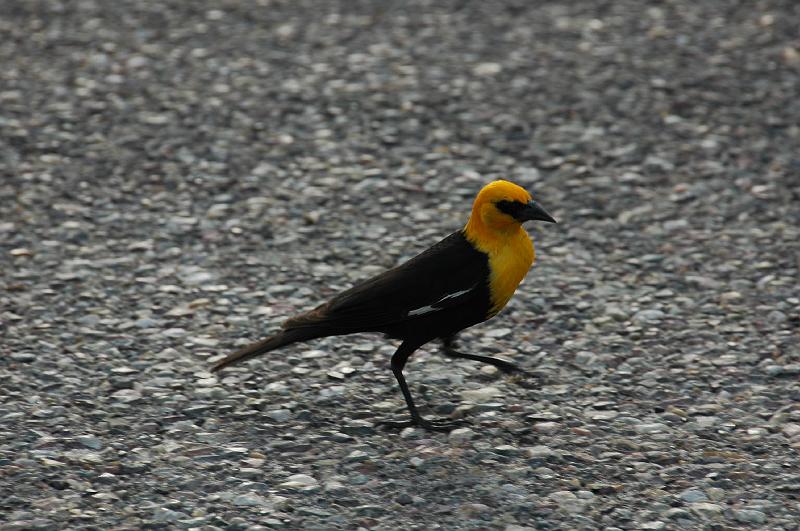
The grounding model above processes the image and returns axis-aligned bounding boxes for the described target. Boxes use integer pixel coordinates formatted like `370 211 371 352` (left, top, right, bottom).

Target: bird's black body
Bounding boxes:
285 231 491 344
212 180 556 430
211 231 499 430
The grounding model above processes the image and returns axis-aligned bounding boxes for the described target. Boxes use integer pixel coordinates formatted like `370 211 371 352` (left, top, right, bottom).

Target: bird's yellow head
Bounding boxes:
465 180 556 239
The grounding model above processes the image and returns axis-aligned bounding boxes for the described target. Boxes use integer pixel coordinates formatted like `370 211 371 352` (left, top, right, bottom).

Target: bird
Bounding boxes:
211 179 556 431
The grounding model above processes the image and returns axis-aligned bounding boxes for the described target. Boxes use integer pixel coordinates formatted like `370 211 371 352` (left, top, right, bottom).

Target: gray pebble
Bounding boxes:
266 409 292 422
449 428 477 443
3 1 799 530
634 423 669 434
632 310 666 323
152 508 188 522
75 435 103 450
678 489 708 503
689 502 723 519
733 509 767 524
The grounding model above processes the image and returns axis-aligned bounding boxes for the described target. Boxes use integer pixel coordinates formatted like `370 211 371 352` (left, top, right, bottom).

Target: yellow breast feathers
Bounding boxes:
463 180 539 317
484 229 534 315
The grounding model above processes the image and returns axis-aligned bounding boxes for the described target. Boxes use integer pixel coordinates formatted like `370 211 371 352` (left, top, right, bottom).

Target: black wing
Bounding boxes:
284 231 490 332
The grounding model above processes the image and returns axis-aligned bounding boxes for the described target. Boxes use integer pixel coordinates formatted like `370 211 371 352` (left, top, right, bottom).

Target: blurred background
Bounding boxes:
1 1 799 529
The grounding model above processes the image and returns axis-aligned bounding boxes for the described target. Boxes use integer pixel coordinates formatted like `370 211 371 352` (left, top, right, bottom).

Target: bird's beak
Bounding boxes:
522 200 557 223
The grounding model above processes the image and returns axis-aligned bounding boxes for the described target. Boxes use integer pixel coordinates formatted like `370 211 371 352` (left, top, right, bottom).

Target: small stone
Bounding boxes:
134 318 160 328
279 474 318 489
296 506 333 517
152 508 187 522
526 445 556 459
233 494 272 507
689 502 723 519
180 269 214 285
664 508 691 520
781 364 800 375
782 423 800 438
604 304 629 321
266 409 292 422
270 495 290 511
733 509 767 524
711 355 737 366
75 436 103 450
324 480 348 493
354 505 386 517
548 490 577 503
473 62 502 76
484 327 511 338
10 353 36 363
533 421 560 434
493 444 522 456
92 492 119 501
345 450 369 463
679 489 708 503
587 483 622 495
574 351 598 366
590 410 618 421
640 522 665 530
548 490 584 513
458 502 492 515
460 386 502 402
634 422 668 434
693 416 718 429
237 468 262 480
96 473 118 484
189 336 219 347
663 219 689 231
767 310 787 323
340 420 376 436
111 389 142 404
160 327 186 337
348 473 370 486
140 113 169 125
633 309 665 323
449 428 477 443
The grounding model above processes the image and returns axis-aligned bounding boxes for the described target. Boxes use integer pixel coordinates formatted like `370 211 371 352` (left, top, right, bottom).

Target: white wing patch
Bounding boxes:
407 286 475 317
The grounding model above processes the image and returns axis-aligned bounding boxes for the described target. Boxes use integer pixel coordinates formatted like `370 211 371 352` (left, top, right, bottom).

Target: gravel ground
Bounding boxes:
2 1 799 529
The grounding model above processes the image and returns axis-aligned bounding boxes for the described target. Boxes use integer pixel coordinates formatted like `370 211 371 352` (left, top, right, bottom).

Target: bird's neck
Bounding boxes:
464 215 525 252
464 216 535 316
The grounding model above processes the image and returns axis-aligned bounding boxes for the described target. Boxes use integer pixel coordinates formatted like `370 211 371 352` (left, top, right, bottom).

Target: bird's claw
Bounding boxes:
499 363 546 387
377 417 465 432
496 362 531 375
489 359 538 378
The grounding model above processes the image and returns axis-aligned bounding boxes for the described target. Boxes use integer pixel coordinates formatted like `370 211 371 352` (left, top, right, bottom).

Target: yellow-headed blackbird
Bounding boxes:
212 180 556 430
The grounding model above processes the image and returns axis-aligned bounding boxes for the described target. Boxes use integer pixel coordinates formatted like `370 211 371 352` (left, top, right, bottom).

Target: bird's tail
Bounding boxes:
211 328 312 372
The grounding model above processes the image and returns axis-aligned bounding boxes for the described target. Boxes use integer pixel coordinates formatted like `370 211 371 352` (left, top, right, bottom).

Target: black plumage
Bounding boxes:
211 231 498 430
211 180 555 430
283 231 491 341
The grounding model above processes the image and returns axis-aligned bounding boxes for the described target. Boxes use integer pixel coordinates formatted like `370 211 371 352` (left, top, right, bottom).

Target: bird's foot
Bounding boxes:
443 348 536 377
488 357 533 376
377 417 465 432
511 369 549 389
494 361 547 388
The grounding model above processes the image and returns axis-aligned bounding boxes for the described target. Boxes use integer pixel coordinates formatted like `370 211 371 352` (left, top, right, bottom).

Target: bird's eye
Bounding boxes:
495 199 524 218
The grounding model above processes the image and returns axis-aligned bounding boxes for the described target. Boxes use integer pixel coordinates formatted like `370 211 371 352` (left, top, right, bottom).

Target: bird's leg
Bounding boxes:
442 336 533 376
377 341 464 432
